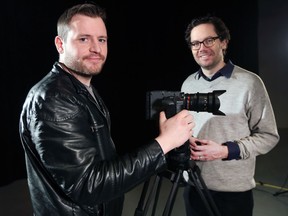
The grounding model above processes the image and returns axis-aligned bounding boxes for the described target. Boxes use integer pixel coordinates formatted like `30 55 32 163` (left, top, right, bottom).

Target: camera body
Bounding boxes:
146 90 226 171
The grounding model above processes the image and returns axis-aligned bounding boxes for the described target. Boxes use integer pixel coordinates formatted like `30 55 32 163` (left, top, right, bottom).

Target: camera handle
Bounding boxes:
134 159 221 216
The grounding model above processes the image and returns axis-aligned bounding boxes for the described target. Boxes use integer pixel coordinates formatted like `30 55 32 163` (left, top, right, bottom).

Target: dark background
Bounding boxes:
2 0 287 186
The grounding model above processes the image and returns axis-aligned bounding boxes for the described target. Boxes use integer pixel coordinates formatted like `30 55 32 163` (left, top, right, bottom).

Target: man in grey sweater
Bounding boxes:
181 15 279 216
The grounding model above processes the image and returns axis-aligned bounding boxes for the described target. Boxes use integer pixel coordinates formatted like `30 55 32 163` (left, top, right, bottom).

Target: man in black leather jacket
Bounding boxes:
19 3 195 215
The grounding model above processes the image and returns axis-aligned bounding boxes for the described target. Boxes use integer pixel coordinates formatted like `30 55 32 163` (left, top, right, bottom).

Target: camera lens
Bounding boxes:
183 90 226 116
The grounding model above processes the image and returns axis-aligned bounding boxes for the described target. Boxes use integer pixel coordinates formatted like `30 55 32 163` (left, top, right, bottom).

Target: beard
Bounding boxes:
64 54 106 78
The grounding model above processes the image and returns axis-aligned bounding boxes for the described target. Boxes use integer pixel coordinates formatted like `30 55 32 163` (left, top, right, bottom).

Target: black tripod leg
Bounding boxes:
193 166 221 216
187 169 216 216
187 162 221 216
274 190 288 196
134 175 163 216
134 179 150 216
274 173 288 196
151 176 163 216
162 169 182 216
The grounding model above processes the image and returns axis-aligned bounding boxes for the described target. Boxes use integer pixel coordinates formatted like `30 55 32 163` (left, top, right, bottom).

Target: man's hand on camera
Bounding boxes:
156 110 195 154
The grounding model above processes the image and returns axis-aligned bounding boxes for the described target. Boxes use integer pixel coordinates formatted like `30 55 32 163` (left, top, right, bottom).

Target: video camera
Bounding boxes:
146 90 226 170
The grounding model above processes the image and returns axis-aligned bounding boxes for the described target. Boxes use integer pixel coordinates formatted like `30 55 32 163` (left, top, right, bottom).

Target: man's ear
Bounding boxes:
55 36 64 54
221 39 229 50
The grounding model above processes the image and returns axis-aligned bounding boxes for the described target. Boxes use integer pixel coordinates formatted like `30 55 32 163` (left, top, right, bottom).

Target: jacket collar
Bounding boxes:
52 62 88 94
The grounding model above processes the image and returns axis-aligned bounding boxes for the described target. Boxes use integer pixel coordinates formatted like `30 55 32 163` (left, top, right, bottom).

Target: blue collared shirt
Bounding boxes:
197 60 234 81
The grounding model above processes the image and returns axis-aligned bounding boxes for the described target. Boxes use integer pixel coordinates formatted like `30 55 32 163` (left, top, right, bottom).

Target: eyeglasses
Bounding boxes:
190 36 220 50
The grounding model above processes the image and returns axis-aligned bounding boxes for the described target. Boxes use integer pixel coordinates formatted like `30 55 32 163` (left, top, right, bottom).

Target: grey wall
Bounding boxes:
258 0 288 128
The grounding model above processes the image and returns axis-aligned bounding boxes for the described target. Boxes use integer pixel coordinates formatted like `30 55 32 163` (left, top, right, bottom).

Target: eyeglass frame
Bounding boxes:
189 36 221 50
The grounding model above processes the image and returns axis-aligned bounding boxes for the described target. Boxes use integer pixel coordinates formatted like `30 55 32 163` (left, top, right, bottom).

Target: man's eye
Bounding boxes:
99 38 107 43
80 38 88 42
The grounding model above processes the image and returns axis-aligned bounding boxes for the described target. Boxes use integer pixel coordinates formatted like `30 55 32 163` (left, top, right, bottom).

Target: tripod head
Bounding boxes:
166 141 191 172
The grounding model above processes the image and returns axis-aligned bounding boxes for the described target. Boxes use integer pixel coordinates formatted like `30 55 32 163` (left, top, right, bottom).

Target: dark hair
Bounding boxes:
57 3 107 41
185 15 231 55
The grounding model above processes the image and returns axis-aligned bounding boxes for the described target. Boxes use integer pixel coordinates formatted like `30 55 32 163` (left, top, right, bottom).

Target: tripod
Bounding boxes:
134 157 221 216
273 171 288 196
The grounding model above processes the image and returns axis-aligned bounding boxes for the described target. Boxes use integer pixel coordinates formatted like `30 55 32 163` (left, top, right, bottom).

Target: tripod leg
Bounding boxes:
151 176 163 216
134 175 163 216
187 165 221 216
274 190 288 196
134 179 150 216
274 173 288 196
187 169 216 216
162 169 182 216
194 166 221 216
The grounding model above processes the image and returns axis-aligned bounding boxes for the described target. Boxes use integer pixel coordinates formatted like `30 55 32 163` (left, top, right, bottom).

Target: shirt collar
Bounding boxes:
197 60 234 81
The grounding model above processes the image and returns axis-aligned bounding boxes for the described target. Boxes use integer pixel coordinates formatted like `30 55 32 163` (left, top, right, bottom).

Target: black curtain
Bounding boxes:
1 0 258 185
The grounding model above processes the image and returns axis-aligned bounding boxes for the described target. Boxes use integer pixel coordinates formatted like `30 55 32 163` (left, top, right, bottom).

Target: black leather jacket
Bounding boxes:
19 62 167 215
